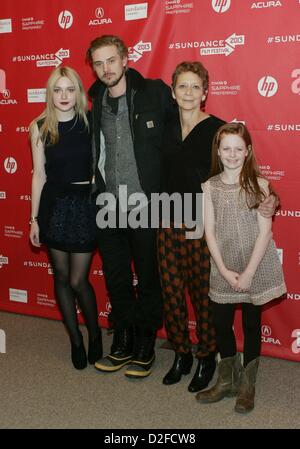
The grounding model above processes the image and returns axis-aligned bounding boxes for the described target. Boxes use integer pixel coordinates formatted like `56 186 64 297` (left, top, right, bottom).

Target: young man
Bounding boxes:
86 35 173 378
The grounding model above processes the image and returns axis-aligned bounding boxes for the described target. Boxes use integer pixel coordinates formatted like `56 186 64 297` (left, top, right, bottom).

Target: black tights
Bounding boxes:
48 248 99 346
212 302 262 367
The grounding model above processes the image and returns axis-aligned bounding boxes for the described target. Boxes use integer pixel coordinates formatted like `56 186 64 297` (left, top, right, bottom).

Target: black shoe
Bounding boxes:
163 352 193 385
71 334 87 370
95 352 133 372
88 328 103 364
124 353 155 378
188 352 216 393
124 327 156 378
95 326 134 372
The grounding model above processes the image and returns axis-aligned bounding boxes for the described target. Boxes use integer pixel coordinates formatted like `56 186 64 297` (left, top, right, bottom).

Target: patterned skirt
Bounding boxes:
38 182 97 253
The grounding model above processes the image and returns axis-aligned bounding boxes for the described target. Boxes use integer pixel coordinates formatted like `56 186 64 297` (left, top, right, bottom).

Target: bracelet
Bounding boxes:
29 216 38 225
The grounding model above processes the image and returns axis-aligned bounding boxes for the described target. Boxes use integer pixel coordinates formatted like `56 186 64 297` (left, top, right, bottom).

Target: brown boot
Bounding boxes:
196 353 242 403
235 357 259 413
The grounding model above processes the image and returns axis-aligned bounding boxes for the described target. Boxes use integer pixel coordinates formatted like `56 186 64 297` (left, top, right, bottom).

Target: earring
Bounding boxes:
201 95 206 101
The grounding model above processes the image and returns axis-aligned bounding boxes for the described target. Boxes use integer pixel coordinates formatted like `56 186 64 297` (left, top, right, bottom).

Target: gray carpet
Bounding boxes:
0 311 299 429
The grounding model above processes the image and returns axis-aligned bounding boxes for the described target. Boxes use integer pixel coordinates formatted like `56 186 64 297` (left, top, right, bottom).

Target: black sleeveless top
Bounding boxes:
43 115 92 184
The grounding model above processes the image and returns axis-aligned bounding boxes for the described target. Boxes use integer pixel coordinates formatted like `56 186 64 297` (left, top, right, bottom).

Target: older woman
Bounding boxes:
158 61 224 392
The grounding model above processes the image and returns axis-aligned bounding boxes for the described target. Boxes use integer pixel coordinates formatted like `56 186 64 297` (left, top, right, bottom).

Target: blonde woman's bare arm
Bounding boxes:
29 123 46 247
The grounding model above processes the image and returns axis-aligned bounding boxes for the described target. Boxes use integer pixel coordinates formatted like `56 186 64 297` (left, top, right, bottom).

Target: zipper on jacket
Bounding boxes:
129 88 145 194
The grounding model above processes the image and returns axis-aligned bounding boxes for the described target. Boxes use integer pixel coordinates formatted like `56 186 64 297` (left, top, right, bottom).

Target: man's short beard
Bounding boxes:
101 67 126 88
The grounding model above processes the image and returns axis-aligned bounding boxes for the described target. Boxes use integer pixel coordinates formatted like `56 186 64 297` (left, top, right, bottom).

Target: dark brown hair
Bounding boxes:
171 61 209 92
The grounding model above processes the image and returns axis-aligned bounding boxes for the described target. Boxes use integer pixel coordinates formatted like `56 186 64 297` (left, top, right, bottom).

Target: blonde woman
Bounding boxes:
29 66 102 369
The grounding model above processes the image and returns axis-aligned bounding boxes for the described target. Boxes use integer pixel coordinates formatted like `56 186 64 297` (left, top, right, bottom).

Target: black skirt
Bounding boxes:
38 182 97 253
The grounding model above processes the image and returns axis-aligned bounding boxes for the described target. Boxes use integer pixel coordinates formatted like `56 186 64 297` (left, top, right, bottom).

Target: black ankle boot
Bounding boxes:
124 327 156 378
88 328 103 364
188 352 216 392
163 351 193 385
71 334 87 370
94 326 134 372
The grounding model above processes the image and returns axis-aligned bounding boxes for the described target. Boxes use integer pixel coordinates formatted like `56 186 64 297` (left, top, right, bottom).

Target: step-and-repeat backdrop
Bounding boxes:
0 0 299 361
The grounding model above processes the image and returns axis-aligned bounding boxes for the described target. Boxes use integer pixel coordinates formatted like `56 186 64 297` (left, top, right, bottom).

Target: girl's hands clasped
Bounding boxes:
222 268 253 293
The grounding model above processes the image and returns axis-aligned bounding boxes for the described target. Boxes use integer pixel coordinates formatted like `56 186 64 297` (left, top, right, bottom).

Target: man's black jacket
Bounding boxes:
88 67 174 198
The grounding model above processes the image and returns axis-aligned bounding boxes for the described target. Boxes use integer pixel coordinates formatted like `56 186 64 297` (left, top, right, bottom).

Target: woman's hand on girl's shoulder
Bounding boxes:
258 194 278 218
257 178 279 218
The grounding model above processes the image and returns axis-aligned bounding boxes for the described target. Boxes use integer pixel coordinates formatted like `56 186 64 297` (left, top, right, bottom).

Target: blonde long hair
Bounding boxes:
30 66 88 145
210 123 268 208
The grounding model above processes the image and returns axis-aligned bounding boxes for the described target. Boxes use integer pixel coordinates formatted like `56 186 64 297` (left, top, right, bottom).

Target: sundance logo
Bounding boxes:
58 11 73 29
212 0 231 13
12 48 70 68
36 48 70 68
200 33 244 57
124 3 148 21
128 41 151 62
27 88 46 103
16 127 30 133
261 325 281 345
0 18 12 33
276 210 300 218
9 288 28 304
23 260 52 269
286 293 300 301
258 76 278 97
125 3 148 21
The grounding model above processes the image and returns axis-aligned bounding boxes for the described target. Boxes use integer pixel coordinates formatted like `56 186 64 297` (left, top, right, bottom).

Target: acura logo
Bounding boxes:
95 7 104 18
2 89 10 98
262 325 272 336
